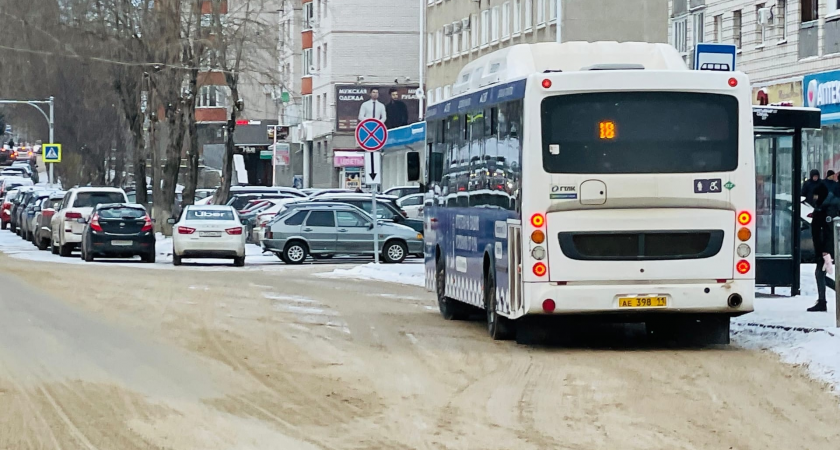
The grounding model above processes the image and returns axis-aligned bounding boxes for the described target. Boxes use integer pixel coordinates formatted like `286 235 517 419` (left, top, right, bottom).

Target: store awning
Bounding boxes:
334 150 364 167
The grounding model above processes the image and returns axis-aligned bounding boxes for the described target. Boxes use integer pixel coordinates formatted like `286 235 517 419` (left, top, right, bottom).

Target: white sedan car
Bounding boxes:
169 205 246 266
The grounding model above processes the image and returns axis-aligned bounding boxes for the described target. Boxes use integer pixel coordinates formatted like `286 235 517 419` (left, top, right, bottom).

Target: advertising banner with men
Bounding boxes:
336 85 420 132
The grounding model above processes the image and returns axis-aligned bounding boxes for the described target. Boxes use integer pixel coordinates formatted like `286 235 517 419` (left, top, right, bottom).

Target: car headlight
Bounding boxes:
416 233 424 240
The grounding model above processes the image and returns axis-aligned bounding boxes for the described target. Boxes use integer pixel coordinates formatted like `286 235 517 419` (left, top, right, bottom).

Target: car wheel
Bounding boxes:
1 221 6 230
142 251 156 263
283 241 308 264
51 241 59 255
485 271 515 341
59 243 73 257
83 247 94 262
233 256 245 267
37 237 49 251
382 241 407 264
173 254 183 266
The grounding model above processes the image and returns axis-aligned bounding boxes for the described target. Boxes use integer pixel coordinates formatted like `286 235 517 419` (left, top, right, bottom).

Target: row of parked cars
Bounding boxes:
1 184 425 266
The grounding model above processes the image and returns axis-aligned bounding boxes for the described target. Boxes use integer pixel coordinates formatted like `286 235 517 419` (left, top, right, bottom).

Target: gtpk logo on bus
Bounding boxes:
550 185 577 200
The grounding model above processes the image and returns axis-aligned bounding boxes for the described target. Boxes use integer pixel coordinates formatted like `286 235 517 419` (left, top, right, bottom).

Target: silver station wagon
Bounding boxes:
261 203 423 264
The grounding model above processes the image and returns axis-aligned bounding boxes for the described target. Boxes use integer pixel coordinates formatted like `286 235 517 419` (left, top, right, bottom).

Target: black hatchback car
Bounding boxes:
80 203 156 263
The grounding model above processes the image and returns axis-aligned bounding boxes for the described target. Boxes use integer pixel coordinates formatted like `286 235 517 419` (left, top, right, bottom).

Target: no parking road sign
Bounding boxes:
355 118 388 151
42 143 61 163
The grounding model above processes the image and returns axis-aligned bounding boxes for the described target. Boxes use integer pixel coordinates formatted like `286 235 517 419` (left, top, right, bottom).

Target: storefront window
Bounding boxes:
755 137 773 256
756 135 794 257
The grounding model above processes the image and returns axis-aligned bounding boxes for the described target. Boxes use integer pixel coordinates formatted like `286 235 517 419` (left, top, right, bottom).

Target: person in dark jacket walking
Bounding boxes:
809 182 840 312
802 169 821 207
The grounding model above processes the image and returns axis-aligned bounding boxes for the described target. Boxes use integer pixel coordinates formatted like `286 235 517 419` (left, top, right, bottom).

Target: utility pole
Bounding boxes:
0 97 56 187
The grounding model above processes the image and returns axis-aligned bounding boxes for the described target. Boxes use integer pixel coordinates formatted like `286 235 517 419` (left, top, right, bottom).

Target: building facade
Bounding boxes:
425 0 669 104
668 0 840 178
273 0 421 189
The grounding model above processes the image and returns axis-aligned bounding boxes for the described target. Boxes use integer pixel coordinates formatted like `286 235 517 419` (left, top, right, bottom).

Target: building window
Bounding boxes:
316 45 321 70
502 2 511 39
427 33 434 64
321 0 327 19
471 14 479 49
672 18 687 53
434 87 442 103
481 9 490 46
436 29 443 61
303 95 312 120
537 0 545 26
452 26 460 56
491 6 500 42
444 85 452 99
462 18 470 52
549 0 557 21
197 86 226 107
427 89 434 105
303 2 313 30
315 95 321 119
756 4 765 45
713 14 722 42
693 12 704 47
801 0 817 23
778 0 787 40
323 43 327 68
513 0 522 34
733 10 742 49
830 0 840 15
303 48 313 75
524 0 533 30
444 26 452 59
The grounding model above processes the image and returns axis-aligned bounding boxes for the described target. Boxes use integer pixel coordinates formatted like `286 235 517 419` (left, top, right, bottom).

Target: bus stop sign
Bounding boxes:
694 43 736 72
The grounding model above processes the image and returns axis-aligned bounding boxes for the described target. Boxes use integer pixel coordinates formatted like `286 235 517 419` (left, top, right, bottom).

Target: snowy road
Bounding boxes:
1 236 839 449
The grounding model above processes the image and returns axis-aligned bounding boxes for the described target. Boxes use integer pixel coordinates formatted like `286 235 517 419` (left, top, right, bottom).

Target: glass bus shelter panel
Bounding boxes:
755 135 794 258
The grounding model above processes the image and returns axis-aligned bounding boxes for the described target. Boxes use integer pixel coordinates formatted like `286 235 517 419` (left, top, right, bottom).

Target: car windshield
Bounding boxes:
98 207 145 219
74 192 126 208
187 209 235 220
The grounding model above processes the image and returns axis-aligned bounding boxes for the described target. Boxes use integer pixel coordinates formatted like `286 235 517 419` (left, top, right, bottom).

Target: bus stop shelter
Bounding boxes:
753 106 821 295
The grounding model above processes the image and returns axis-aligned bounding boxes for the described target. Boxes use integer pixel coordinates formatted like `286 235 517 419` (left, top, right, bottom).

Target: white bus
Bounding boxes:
422 42 755 344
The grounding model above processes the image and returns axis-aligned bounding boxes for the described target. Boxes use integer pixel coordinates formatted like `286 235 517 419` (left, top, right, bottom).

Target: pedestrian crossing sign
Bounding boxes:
43 143 61 163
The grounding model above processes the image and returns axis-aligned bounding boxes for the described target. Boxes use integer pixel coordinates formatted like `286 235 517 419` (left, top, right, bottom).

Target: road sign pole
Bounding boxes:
372 187 379 265
49 96 54 188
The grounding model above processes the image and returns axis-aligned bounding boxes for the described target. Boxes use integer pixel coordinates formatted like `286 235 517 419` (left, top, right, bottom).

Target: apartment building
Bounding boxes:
668 0 840 178
277 0 420 189
425 0 669 103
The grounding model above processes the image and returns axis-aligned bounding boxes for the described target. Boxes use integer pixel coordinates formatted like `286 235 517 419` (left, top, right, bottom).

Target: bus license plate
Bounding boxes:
111 240 132 246
200 231 222 237
618 296 667 308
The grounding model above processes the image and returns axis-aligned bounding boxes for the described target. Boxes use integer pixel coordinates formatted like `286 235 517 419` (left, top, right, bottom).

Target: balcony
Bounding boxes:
799 21 818 59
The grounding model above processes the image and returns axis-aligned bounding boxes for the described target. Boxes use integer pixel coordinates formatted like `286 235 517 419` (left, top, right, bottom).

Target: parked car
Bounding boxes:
33 191 65 250
21 191 54 242
227 193 296 212
14 147 35 161
307 193 424 234
0 146 14 166
262 203 423 264
397 193 425 219
78 203 155 262
194 189 215 202
230 185 306 198
241 198 298 244
10 187 40 234
383 185 421 199
51 187 129 256
307 189 352 198
1 188 23 230
0 176 33 199
168 205 247 266
1 167 29 178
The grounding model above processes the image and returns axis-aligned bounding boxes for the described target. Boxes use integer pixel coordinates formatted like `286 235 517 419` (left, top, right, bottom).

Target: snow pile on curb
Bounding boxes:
316 262 425 287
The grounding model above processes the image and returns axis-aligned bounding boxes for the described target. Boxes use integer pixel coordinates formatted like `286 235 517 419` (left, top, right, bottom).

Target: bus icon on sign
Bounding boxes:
694 43 736 72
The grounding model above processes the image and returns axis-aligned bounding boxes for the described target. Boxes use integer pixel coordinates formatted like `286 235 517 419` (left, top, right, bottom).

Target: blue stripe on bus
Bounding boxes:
425 79 528 121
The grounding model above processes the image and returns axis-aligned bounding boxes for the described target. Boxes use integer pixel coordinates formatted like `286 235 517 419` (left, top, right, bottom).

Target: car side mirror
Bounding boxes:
166 218 176 225
393 214 403 222
241 219 248 225
367 222 374 230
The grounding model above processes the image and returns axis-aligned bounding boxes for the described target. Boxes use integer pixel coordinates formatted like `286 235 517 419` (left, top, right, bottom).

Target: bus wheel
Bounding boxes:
485 272 515 340
436 260 469 320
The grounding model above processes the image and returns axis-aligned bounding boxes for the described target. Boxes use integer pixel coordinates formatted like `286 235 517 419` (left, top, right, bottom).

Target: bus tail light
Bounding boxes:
531 230 545 244
728 77 738 87
737 227 751 241
533 262 547 277
736 260 751 274
531 213 545 228
542 299 556 313
737 243 751 258
531 246 546 260
541 79 552 89
737 211 752 225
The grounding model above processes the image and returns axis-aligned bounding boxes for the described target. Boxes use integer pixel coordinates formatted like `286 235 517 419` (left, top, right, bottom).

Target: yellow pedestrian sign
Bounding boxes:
43 143 61 163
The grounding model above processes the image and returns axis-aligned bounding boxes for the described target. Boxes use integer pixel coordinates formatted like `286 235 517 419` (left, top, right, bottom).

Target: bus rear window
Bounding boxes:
541 92 739 174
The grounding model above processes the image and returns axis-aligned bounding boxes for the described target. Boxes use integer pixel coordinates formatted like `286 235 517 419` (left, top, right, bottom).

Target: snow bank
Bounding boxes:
316 262 425 287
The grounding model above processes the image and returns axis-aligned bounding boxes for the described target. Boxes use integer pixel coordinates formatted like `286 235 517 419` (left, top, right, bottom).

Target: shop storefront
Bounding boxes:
802 70 840 179
333 150 365 189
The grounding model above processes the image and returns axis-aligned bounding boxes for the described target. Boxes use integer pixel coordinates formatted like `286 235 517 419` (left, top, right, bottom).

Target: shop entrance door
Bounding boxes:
753 106 821 295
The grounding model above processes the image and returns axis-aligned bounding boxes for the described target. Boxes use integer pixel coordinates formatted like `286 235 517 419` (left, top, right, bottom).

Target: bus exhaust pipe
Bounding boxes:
727 294 743 308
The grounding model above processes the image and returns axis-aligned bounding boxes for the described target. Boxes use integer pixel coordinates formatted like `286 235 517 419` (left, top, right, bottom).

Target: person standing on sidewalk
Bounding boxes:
802 169 821 207
809 182 840 312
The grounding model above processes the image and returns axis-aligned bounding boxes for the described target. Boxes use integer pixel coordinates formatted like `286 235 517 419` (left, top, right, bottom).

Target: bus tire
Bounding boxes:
436 259 469 321
485 272 515 340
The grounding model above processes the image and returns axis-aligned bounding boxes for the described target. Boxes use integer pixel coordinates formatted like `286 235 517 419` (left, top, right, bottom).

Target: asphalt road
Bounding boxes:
0 253 839 449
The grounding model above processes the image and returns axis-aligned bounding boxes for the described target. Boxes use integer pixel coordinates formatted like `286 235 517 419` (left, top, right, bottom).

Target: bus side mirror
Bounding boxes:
407 151 421 182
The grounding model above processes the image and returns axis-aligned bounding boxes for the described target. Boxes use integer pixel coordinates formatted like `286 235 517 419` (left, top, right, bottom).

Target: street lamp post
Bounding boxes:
0 96 56 187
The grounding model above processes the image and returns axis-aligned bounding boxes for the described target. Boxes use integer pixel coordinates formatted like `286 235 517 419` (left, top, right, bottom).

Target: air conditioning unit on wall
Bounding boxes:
757 7 774 26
